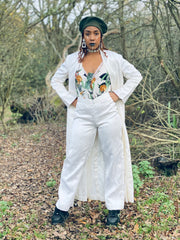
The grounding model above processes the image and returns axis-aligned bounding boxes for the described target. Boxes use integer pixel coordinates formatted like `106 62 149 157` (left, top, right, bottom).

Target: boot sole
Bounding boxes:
51 215 69 225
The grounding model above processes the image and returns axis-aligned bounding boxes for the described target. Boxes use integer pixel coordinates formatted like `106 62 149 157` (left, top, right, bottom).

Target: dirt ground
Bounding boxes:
0 123 179 239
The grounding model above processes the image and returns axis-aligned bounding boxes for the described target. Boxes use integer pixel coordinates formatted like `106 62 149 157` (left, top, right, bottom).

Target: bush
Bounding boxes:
132 161 155 195
138 160 155 178
132 165 143 195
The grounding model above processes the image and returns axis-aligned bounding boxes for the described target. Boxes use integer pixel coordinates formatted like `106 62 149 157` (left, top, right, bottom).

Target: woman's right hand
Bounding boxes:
71 98 78 107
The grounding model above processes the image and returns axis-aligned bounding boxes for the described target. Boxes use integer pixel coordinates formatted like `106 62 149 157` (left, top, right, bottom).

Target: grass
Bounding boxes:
0 175 179 239
46 179 56 187
135 176 179 238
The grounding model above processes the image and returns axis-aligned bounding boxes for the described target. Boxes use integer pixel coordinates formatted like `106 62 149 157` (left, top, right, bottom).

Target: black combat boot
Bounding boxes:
51 206 69 225
106 210 120 226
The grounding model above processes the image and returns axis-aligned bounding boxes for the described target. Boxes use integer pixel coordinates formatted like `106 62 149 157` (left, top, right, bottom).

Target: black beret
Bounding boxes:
79 16 107 34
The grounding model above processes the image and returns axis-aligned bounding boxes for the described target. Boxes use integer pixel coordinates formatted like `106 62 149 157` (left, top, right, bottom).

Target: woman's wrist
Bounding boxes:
71 98 78 107
109 91 119 102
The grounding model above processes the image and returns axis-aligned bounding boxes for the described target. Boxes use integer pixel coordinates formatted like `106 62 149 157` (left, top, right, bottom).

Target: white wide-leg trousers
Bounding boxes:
56 93 125 211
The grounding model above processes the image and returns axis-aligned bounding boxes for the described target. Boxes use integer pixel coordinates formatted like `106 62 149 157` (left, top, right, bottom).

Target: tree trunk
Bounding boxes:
150 0 180 95
118 0 127 59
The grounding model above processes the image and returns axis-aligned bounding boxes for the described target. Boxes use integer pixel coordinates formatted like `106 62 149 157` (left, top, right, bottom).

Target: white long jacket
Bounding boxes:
51 50 142 204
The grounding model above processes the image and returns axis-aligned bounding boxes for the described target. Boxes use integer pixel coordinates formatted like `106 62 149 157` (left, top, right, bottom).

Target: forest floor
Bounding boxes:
0 123 179 240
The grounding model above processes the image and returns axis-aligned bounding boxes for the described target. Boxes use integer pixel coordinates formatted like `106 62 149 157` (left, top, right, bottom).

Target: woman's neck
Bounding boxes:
87 47 100 53
86 51 101 56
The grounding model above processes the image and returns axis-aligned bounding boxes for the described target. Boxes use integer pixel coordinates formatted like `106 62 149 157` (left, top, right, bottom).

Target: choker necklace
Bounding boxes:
87 48 100 53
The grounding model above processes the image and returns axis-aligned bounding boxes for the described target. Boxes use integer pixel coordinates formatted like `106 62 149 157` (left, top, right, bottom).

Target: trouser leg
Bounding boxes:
56 115 96 211
97 97 125 210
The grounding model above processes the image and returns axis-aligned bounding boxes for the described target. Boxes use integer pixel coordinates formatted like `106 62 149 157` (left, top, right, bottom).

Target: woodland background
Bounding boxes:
0 0 179 239
0 0 179 160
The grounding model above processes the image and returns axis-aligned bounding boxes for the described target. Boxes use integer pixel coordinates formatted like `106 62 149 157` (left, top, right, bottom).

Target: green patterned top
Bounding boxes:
75 62 111 99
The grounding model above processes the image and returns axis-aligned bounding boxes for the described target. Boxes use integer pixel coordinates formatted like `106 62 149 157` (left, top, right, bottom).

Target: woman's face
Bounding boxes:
83 26 101 50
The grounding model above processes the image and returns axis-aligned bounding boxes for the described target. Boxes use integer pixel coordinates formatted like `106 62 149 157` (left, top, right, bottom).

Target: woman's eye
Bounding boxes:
94 32 100 36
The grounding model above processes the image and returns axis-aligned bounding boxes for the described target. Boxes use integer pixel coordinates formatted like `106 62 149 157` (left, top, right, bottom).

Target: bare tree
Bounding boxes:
0 1 26 130
150 0 180 95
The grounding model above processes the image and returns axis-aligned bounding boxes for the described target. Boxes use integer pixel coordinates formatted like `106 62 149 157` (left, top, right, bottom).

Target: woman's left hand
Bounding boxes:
109 92 119 102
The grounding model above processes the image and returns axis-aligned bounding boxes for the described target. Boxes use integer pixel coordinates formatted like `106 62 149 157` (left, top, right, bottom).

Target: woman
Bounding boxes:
51 16 142 226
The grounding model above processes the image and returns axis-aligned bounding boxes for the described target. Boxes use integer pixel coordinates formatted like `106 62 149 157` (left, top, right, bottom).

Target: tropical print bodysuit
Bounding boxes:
75 62 112 99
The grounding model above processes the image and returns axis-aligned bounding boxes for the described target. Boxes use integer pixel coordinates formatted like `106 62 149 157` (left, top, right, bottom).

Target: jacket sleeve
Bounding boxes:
113 56 142 103
51 56 77 107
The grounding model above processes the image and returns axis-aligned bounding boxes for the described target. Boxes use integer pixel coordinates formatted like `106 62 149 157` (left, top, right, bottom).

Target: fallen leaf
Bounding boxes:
133 223 139 233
